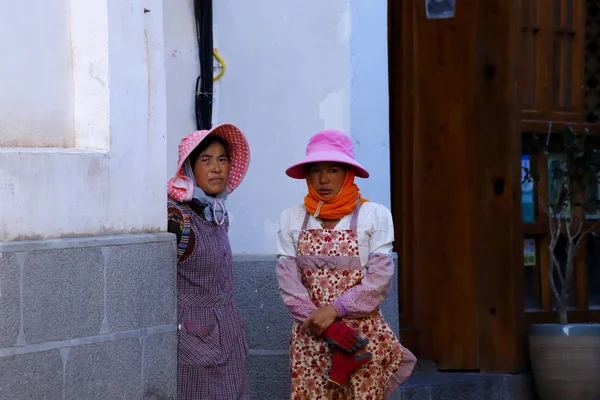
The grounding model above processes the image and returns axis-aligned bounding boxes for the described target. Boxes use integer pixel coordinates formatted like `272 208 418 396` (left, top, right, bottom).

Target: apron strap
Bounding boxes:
349 198 362 231
301 210 311 231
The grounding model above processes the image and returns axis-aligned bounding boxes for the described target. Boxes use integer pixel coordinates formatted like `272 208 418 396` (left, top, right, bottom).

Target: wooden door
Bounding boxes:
388 0 526 372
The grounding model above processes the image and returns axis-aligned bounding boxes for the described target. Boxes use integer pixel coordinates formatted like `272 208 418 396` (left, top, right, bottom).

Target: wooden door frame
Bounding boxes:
388 0 419 356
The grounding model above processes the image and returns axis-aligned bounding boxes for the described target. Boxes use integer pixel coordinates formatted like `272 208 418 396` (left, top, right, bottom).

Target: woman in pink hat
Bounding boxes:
276 129 416 399
167 123 251 400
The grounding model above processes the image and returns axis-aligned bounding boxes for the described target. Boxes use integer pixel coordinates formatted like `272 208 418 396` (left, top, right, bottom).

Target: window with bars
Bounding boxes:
521 0 600 322
522 151 600 315
521 0 586 129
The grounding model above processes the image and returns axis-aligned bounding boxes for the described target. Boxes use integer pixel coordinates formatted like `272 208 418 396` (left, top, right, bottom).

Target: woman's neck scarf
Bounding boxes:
304 169 368 220
182 159 228 225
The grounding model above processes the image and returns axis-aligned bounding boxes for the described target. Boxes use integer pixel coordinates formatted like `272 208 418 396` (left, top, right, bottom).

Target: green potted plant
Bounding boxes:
523 124 600 400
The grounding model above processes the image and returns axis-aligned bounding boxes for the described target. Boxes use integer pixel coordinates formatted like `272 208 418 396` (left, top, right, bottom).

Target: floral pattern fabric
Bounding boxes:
289 222 409 399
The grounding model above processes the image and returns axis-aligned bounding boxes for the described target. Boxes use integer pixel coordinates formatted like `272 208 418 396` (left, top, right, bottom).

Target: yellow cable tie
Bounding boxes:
213 48 226 82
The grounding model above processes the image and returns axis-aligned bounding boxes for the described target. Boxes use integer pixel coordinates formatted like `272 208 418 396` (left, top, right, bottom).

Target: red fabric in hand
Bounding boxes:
323 321 367 353
328 348 372 387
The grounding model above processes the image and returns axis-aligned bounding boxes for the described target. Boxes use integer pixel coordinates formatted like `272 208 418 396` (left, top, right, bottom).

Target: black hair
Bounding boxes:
304 162 349 174
188 135 231 166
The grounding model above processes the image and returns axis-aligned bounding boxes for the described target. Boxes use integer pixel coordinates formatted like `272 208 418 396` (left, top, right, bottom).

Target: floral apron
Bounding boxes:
289 202 407 399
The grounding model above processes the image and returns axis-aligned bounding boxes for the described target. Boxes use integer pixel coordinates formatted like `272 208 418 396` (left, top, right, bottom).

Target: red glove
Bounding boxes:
323 322 368 353
328 348 373 387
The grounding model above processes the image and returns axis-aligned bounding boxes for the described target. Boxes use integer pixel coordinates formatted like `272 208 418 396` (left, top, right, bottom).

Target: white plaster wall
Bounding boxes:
349 0 391 208
70 0 111 150
0 0 167 241
163 0 390 254
164 0 198 174
213 0 352 254
0 1 74 147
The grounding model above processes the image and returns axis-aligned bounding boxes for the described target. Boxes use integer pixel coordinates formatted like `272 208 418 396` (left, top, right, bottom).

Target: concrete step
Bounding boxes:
393 372 537 400
413 358 438 373
249 355 536 400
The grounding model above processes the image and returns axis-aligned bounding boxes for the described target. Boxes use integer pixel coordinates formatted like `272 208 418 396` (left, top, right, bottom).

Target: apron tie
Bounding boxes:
313 201 324 218
315 256 337 270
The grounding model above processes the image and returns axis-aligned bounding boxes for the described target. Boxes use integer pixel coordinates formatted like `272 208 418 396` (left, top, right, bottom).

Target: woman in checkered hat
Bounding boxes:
167 123 251 400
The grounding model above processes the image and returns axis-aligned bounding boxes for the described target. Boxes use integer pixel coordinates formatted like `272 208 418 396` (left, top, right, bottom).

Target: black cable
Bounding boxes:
194 0 213 130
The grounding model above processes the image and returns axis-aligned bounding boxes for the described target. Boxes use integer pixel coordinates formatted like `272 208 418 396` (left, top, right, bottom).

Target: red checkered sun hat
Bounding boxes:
167 123 250 202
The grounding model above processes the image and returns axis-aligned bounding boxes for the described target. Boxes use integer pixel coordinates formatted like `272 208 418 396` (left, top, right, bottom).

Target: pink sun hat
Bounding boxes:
285 129 369 179
167 123 250 202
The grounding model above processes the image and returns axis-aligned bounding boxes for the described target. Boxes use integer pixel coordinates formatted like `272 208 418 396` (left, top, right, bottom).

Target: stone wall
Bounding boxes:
0 236 400 399
0 233 177 400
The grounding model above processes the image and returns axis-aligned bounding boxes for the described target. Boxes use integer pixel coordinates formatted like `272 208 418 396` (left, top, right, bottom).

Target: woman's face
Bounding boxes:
306 162 347 199
193 141 231 195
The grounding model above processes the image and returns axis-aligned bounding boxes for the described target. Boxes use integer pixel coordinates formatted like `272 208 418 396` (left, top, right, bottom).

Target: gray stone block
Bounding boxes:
247 353 291 400
427 376 488 400
23 248 104 344
143 332 177 399
64 338 142 400
380 257 400 336
233 258 295 351
397 372 537 400
106 241 176 333
0 252 21 348
412 359 437 373
400 385 430 400
0 233 175 253
405 373 522 400
0 349 63 400
446 379 486 399
0 234 177 400
505 374 538 400
485 376 515 400
387 387 404 400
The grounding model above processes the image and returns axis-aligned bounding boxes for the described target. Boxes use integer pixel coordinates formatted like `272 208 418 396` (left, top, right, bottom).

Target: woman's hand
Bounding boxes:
302 304 339 336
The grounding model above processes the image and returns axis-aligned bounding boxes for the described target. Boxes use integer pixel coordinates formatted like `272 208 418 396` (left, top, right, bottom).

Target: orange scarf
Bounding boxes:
304 169 368 220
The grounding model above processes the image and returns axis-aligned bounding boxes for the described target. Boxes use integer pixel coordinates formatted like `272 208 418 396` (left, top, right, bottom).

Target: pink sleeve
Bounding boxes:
276 257 318 322
332 253 394 318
